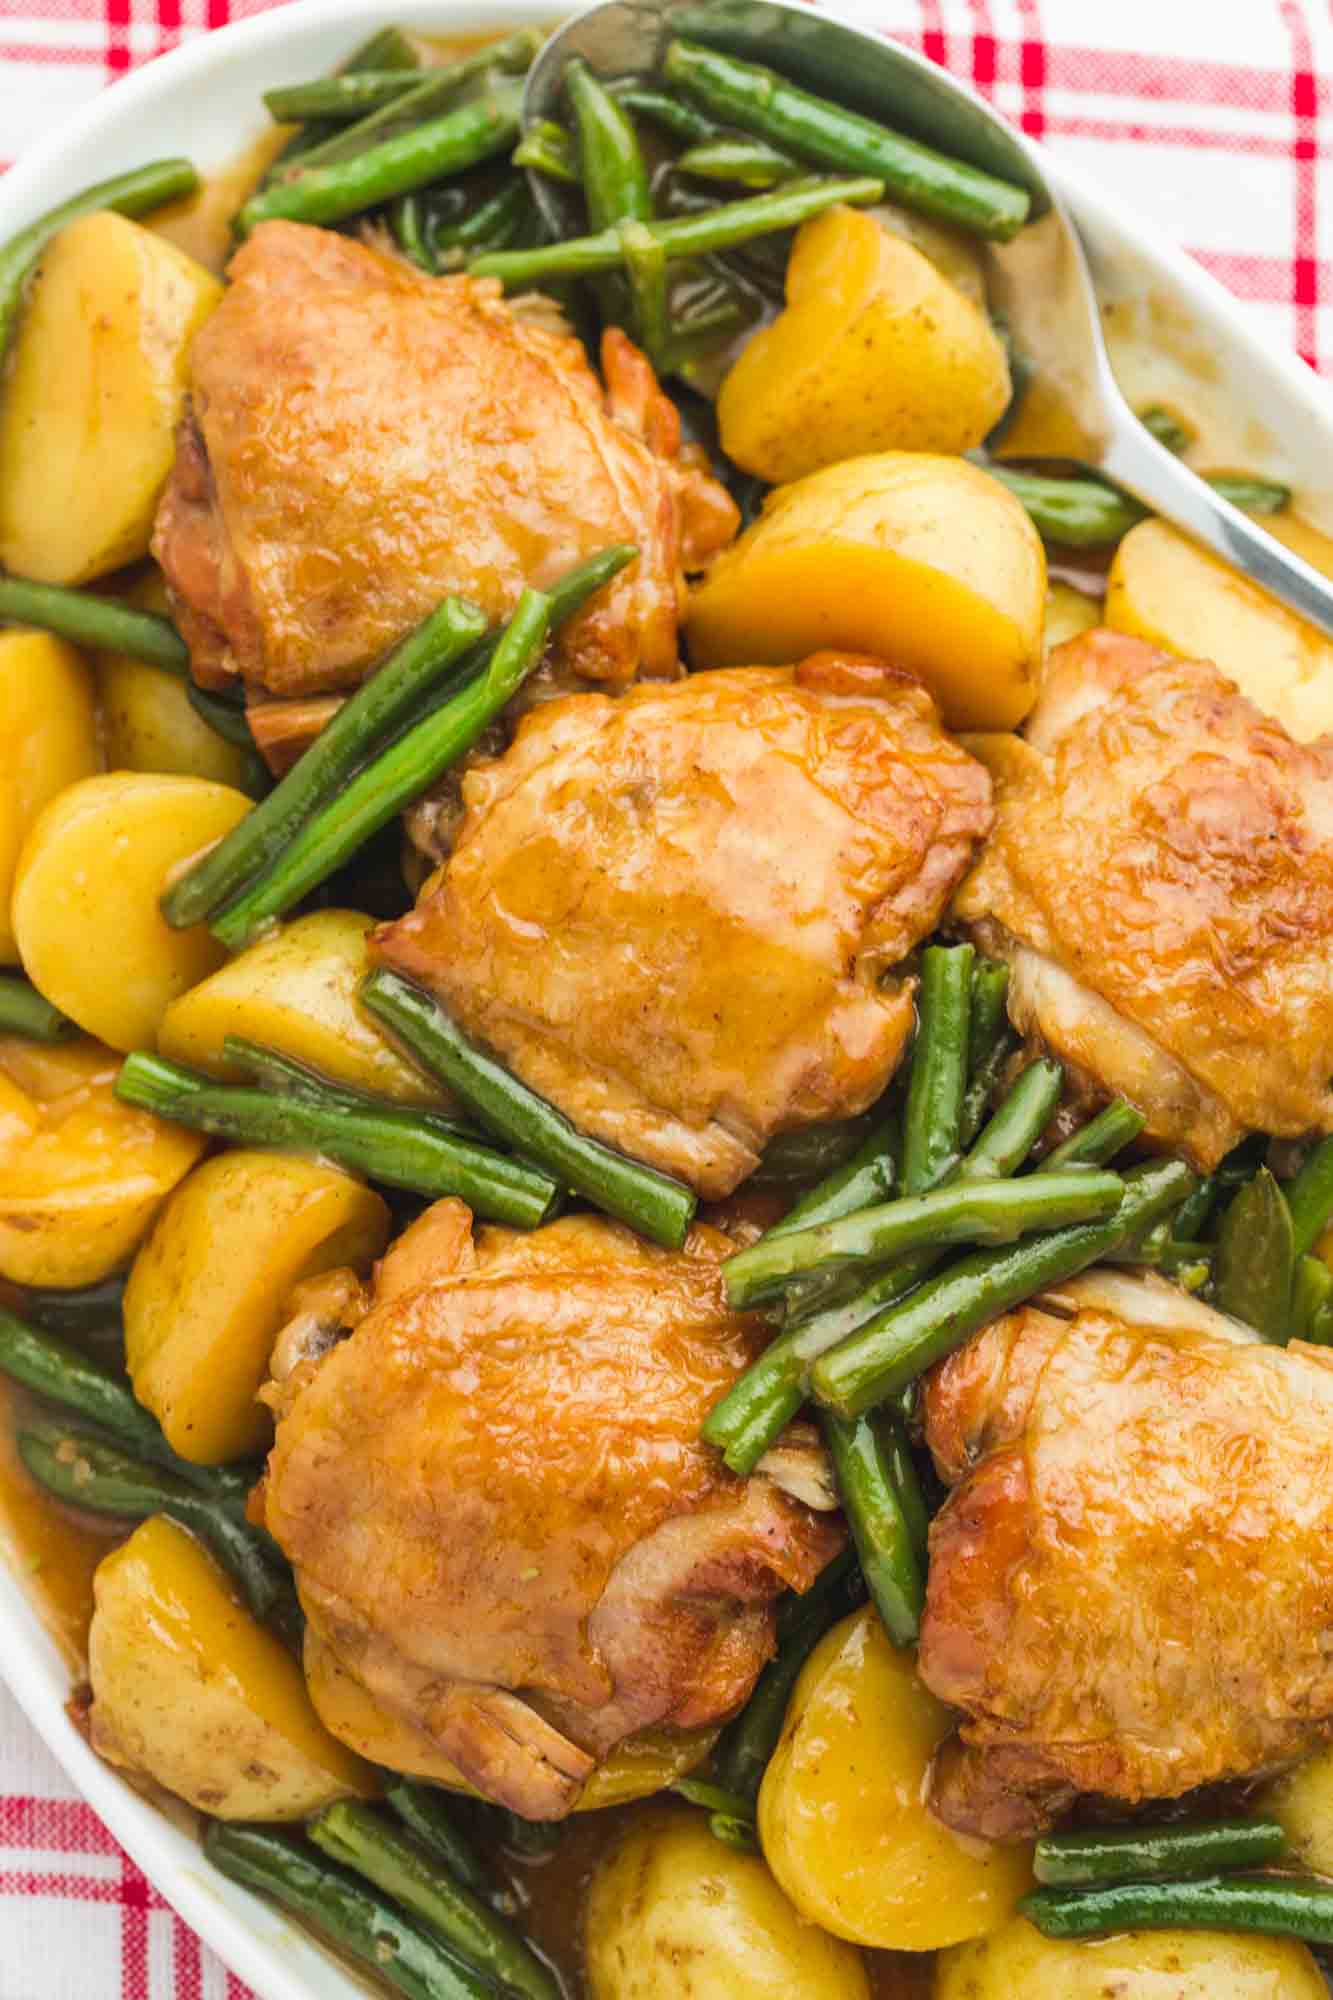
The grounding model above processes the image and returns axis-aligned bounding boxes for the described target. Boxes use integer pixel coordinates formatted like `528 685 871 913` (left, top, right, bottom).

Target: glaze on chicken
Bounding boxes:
374 654 992 1197
261 1203 843 1818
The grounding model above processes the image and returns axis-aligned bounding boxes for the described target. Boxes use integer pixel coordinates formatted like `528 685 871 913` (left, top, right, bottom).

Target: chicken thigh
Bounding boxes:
954 629 1333 1169
152 220 737 717
261 1204 843 1819
917 1272 1333 1840
374 655 992 1197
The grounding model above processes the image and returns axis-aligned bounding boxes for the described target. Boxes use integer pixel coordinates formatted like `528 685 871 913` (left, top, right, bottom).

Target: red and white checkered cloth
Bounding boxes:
1 1 1331 1992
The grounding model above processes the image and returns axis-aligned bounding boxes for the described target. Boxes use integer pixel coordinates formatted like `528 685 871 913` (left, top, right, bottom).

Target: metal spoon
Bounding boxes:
524 0 1333 638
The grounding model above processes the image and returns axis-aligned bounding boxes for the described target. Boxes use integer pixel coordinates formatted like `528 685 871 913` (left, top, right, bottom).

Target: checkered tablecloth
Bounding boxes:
2 1 1332 1993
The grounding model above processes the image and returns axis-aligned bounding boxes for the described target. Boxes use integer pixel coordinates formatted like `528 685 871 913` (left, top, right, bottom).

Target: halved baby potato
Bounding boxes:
124 1149 390 1464
89 1516 376 1820
97 571 252 788
935 1916 1327 1998
11 772 251 1053
0 211 222 584
688 451 1046 730
0 629 101 963
758 1607 1032 1951
0 1036 203 1288
718 207 1011 482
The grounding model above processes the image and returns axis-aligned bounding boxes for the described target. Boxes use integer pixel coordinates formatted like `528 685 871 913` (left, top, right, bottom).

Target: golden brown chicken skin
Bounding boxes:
261 1203 843 1819
373 655 992 1197
955 628 1333 1170
152 220 737 711
917 1272 1333 1840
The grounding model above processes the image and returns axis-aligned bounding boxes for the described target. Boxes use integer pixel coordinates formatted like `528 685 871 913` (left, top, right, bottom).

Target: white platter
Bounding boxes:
2 5 1332 1994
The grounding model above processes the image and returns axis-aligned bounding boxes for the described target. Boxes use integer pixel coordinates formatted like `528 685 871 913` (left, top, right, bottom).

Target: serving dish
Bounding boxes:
1 4 1332 1995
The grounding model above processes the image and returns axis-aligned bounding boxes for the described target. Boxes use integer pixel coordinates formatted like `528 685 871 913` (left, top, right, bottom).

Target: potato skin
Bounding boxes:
759 1607 1032 1951
934 1915 1327 1998
585 1807 871 2000
158 909 451 1108
0 630 100 963
0 212 221 584
89 1517 375 1820
124 1150 390 1463
688 452 1045 730
1106 518 1333 740
718 208 1010 483
0 1036 203 1287
11 772 250 1053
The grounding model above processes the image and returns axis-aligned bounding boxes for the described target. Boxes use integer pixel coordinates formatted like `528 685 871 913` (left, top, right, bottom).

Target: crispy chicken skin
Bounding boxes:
261 1204 843 1819
954 629 1333 1170
916 1272 1333 1841
373 655 992 1197
152 220 737 708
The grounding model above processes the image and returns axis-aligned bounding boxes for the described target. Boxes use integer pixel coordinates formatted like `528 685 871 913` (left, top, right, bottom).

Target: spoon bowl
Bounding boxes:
525 0 1333 638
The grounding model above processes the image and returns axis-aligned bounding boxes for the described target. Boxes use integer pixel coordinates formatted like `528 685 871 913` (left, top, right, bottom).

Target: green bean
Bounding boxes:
1293 1254 1333 1343
309 1802 557 2000
769 1111 899 1240
0 576 187 672
614 86 720 146
752 1116 877 1185
203 1823 492 2000
1138 404 1192 454
0 1307 166 1462
713 1550 865 1801
469 175 884 285
619 220 670 361
1211 474 1291 515
723 1168 1123 1310
162 595 485 928
1033 1818 1286 1889
902 944 975 1194
13 1274 125 1337
361 972 696 1249
18 1421 289 1630
985 467 1145 548
1213 1167 1294 1339
114 1052 558 1229
677 138 799 188
1170 1173 1227 1241
811 1158 1197 1416
289 31 541 173
209 590 549 948
237 79 524 235
513 119 578 183
1042 1099 1146 1170
0 975 74 1042
1020 1873 1333 1945
265 71 426 122
383 1782 492 1899
1282 1137 1333 1258
956 960 1010 1145
439 179 532 254
881 1410 930 1563
822 1410 923 1647
663 41 1030 240
221 1036 475 1134
963 1058 1063 1179
183 680 252 747
264 26 422 174
390 190 436 268
0 159 198 363
567 59 650 229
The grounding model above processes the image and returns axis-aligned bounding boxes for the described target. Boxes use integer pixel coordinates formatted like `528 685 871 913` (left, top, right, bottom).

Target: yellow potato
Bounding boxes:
305 1629 713 1808
89 1517 376 1820
158 910 450 1108
0 1036 203 1287
718 208 1010 482
124 1150 389 1463
1106 517 1333 740
935 1915 1327 1998
759 1607 1032 1951
1257 1742 1333 1874
0 629 100 962
0 211 221 583
97 573 250 787
1044 580 1101 654
688 452 1046 730
585 1807 871 2000
873 198 988 307
11 772 251 1052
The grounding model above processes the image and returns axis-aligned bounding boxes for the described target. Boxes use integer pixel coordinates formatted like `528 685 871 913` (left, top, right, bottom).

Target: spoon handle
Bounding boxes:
1099 418 1333 640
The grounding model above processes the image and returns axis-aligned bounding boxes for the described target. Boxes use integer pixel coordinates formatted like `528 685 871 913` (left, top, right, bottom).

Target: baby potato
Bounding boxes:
0 629 100 963
97 572 250 787
0 212 222 584
759 1608 1032 1951
688 452 1046 730
11 772 251 1052
1044 580 1101 654
158 910 451 1108
1106 518 1333 740
125 1149 389 1463
935 1915 1327 1998
0 1036 203 1287
585 1807 871 2000
1256 1742 1333 1874
718 208 1010 482
89 1516 375 1820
